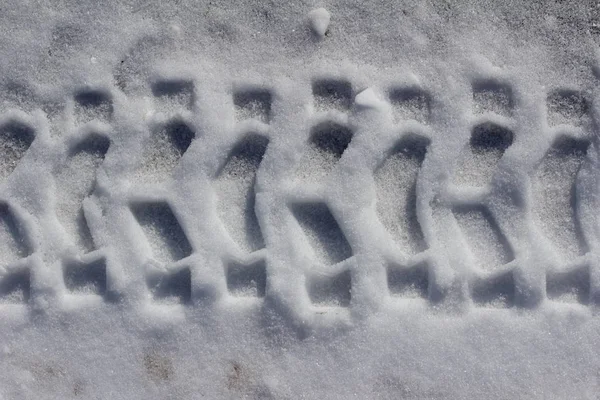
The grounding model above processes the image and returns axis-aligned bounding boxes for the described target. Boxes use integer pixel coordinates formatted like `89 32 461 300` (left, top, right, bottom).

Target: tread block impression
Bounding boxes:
152 79 195 110
453 204 513 273
0 203 32 265
307 270 351 308
472 80 513 116
74 89 113 124
0 120 35 180
56 133 110 253
389 87 431 123
226 259 267 297
533 136 589 259
139 119 195 182
374 134 428 255
546 89 589 127
215 134 268 253
131 202 192 265
291 202 352 265
0 269 30 304
312 79 353 112
471 271 515 308
387 262 428 299
233 89 272 123
453 122 514 187
148 267 191 304
546 266 589 304
296 121 353 181
63 258 107 296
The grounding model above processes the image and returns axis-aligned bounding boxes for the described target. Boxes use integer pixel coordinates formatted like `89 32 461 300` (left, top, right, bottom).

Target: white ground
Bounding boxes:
1 0 600 398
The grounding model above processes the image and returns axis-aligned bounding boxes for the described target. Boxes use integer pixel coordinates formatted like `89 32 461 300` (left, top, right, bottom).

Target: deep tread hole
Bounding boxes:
64 259 107 295
226 260 267 297
215 134 269 253
163 120 195 155
233 89 272 122
74 90 112 109
0 120 35 179
471 271 515 308
453 204 514 271
375 134 429 255
310 121 353 158
312 79 353 111
387 262 428 299
148 267 192 304
307 270 351 307
533 135 589 259
470 122 514 152
291 202 352 265
218 134 270 177
151 80 195 109
0 203 32 259
388 87 431 122
131 202 193 264
472 80 513 115
547 266 589 304
71 133 111 158
0 269 30 303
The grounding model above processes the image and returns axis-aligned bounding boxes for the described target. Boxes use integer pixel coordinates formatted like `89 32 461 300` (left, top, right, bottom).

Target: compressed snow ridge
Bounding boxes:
0 0 599 398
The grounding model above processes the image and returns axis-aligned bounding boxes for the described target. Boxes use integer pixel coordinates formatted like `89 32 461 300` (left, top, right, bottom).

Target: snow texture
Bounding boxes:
308 8 331 38
0 0 600 398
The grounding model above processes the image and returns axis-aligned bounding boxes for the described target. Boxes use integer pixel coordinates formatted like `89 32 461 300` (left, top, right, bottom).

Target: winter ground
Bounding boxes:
1 0 600 398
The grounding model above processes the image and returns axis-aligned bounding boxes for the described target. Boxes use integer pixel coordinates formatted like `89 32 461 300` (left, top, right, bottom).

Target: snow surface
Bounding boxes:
1 0 600 398
308 8 331 38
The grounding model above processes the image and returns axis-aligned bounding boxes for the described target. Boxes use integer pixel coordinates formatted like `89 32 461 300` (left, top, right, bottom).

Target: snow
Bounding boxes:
308 8 331 38
0 0 599 398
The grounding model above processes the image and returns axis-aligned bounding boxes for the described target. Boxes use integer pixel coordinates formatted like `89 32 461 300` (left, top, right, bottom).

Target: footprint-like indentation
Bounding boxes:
389 87 431 123
139 120 195 182
546 266 589 304
233 89 272 123
295 121 353 181
387 262 428 299
471 271 515 308
215 134 268 253
152 79 195 110
63 258 106 296
74 89 112 125
56 134 110 253
307 270 351 307
533 136 589 259
148 266 191 304
0 203 32 265
0 120 35 180
226 260 267 297
0 269 30 304
453 205 513 272
452 122 514 187
472 80 513 116
312 79 353 112
131 202 192 265
375 134 428 254
291 202 352 265
547 89 589 127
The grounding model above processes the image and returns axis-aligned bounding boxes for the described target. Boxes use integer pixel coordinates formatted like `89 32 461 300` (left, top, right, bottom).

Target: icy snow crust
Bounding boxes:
1 0 600 398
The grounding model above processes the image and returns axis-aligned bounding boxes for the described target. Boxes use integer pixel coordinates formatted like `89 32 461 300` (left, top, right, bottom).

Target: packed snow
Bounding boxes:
0 0 600 398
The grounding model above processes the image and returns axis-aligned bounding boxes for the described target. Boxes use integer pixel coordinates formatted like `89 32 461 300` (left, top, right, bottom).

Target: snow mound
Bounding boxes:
0 0 599 398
